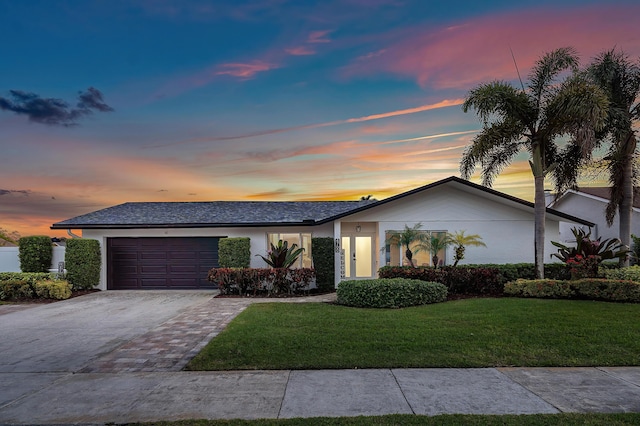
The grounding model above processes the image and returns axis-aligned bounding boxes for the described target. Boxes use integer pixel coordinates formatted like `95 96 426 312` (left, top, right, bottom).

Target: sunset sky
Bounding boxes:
1 0 639 237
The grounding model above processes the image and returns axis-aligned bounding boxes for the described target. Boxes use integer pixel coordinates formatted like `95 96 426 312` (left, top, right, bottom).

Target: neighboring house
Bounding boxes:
547 187 640 243
51 176 593 291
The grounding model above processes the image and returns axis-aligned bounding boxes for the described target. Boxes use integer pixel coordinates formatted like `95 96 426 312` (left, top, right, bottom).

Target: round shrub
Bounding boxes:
337 278 447 309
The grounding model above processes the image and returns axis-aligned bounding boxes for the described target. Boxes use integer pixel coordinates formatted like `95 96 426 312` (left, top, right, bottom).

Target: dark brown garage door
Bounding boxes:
107 237 220 290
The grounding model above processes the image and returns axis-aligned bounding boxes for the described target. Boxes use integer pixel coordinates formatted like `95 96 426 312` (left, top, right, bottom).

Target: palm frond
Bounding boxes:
463 81 534 125
460 118 525 183
544 74 609 152
528 47 580 108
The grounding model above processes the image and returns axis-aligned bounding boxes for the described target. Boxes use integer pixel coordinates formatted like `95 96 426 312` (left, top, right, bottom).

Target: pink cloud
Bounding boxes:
344 4 640 90
285 46 316 56
308 30 333 43
153 59 279 99
215 60 279 78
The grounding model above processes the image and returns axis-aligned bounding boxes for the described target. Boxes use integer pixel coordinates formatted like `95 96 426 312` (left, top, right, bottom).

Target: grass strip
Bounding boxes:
187 298 640 370
126 412 640 425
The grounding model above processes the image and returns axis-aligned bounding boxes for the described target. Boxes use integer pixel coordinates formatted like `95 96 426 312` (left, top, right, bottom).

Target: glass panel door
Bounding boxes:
355 236 372 277
341 234 374 279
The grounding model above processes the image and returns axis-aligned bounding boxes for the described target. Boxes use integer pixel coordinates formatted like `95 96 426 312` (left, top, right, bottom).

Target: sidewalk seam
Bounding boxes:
277 370 293 419
494 368 564 413
596 366 640 389
390 369 416 414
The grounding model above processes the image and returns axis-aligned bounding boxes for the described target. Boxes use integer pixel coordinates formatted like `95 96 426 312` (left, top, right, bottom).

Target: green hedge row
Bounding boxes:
378 266 504 295
604 266 640 281
504 278 640 303
337 278 448 309
0 278 72 300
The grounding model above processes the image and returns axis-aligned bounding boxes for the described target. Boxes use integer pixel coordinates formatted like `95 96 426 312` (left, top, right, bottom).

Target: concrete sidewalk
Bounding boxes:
1 367 640 423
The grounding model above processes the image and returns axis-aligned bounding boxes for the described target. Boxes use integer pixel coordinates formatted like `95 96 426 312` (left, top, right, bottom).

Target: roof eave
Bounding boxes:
50 220 320 230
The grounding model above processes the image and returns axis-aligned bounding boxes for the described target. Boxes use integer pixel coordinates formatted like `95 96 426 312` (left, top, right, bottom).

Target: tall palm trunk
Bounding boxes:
534 174 546 279
531 144 546 279
619 132 637 267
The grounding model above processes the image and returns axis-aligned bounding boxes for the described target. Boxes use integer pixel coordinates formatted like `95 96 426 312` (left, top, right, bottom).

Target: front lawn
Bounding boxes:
186 298 640 371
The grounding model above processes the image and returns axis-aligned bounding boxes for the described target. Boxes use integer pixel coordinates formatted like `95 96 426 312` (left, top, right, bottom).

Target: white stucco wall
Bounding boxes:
83 224 334 290
339 183 566 269
552 192 640 243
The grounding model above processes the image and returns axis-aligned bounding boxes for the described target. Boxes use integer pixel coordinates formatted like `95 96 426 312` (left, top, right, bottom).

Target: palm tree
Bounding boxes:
587 49 640 266
450 230 487 266
461 47 609 278
417 232 454 267
384 223 429 267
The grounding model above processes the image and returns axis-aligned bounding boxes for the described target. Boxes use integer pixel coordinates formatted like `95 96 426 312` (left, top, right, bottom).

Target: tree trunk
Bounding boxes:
405 246 414 267
619 132 636 267
534 174 546 279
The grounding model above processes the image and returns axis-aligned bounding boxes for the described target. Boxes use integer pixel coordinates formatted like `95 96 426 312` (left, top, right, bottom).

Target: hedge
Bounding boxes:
378 266 503 295
312 237 334 291
0 277 71 300
604 266 640 282
208 267 315 296
336 278 447 309
18 236 52 273
65 239 101 290
218 238 251 268
504 278 640 303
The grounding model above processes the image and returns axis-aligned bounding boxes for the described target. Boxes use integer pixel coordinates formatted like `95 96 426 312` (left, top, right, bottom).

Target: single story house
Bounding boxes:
547 187 640 243
51 176 593 291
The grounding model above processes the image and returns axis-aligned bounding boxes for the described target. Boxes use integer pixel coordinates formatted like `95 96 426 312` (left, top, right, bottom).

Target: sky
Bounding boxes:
1 0 639 237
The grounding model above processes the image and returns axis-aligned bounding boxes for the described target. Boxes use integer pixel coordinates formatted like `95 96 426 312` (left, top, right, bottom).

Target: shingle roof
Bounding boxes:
51 176 593 229
576 187 640 208
51 200 377 229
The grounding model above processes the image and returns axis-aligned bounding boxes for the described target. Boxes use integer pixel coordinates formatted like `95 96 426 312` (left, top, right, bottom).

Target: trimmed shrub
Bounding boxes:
65 239 101 290
0 279 32 300
336 278 447 309
218 238 251 268
504 278 640 303
0 272 55 284
312 237 334 292
378 266 502 295
604 266 640 282
35 280 72 300
18 236 52 273
208 267 315 296
504 279 576 299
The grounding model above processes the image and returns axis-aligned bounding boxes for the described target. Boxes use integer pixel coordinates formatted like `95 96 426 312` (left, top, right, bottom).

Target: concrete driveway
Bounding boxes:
0 291 216 373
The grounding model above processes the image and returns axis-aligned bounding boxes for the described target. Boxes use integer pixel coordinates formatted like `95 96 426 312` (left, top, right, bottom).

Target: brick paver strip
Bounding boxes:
79 293 336 373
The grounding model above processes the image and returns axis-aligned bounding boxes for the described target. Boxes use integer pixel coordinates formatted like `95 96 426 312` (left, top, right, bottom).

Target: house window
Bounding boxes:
267 233 313 268
384 230 447 267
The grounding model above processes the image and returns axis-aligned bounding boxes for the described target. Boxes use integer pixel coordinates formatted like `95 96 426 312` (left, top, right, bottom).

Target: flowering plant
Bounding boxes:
551 227 629 279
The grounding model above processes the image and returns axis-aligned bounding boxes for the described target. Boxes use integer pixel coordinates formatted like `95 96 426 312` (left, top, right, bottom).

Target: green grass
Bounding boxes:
127 413 640 425
186 298 640 370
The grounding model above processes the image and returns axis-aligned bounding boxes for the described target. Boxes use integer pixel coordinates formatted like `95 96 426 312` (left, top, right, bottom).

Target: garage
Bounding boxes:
107 237 220 290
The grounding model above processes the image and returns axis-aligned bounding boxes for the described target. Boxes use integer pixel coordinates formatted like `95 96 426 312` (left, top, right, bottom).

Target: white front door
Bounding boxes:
341 234 375 279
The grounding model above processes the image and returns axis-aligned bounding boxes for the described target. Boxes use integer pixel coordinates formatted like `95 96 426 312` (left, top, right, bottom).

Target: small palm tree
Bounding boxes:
461 47 609 278
416 233 454 267
450 230 487 266
384 223 429 267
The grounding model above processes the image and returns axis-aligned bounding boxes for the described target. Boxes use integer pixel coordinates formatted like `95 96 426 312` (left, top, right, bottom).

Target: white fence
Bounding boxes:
0 247 66 273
